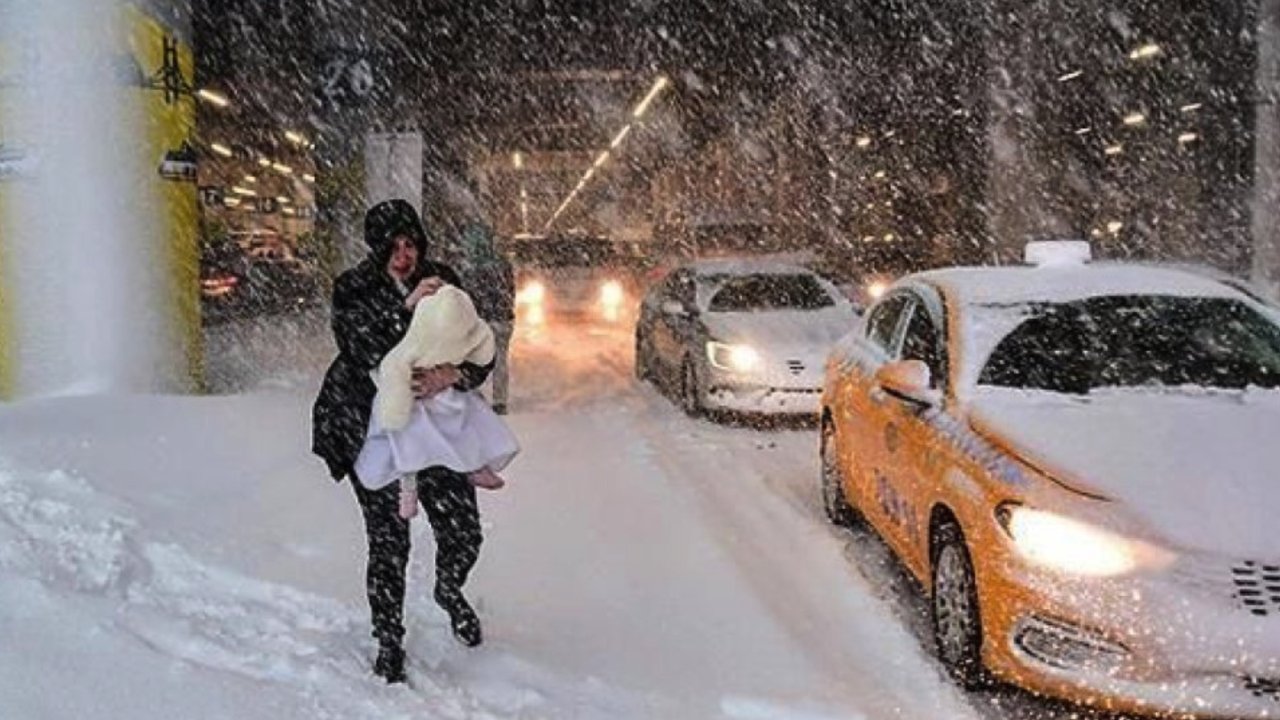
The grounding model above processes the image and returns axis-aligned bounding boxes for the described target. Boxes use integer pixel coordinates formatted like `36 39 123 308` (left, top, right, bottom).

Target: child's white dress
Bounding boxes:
354 285 520 490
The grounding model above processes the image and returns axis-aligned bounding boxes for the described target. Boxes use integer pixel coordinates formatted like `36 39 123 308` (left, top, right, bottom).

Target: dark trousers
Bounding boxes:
350 468 482 645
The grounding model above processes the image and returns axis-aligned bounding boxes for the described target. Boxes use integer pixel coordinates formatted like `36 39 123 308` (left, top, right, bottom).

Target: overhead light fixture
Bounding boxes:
1058 70 1083 82
632 75 670 119
1107 220 1124 234
1123 112 1147 126
210 143 233 158
302 173 315 183
223 196 241 207
272 162 293 175
1178 132 1199 144
855 135 872 148
883 129 897 139
243 174 257 184
1129 43 1162 61
610 125 633 149
1180 103 1203 114
1075 127 1093 136
512 151 524 169
285 130 308 146
874 170 887 179
257 157 271 168
1105 144 1124 156
861 235 875 244
231 186 256 197
276 195 290 204
197 88 230 107
883 232 895 242
593 150 610 169
283 207 296 216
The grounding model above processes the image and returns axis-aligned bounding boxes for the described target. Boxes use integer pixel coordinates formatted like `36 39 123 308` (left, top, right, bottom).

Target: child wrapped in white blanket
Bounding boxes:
355 284 519 518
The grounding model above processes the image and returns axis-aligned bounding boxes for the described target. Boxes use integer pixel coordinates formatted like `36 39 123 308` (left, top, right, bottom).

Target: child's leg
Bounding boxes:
398 476 419 519
468 467 506 490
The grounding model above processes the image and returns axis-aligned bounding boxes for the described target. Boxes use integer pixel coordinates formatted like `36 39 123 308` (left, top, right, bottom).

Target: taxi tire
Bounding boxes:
820 418 858 527
930 522 987 689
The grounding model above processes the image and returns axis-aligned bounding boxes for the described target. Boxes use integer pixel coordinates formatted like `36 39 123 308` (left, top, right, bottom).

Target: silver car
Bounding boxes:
635 259 857 418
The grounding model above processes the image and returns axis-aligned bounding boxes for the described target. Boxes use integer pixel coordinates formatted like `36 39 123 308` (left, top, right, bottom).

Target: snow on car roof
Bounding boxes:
910 264 1243 307
687 258 814 278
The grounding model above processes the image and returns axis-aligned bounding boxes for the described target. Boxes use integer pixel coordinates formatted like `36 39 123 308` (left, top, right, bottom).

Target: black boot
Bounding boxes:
434 586 482 647
373 641 406 684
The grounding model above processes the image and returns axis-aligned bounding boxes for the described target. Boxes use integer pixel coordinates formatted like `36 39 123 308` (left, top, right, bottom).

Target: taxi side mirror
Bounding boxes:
876 359 942 408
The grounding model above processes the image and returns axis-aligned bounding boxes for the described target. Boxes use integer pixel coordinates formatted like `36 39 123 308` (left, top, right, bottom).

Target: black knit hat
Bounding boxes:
364 198 429 261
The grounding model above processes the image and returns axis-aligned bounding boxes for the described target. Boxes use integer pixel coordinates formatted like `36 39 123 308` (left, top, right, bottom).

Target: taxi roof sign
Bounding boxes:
1024 240 1092 267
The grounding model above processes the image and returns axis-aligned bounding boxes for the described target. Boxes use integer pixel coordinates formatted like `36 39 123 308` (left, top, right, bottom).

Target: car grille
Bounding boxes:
1243 676 1280 703
1232 561 1280 617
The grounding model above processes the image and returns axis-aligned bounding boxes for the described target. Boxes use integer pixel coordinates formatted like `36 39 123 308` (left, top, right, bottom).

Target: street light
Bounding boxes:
197 88 230 107
1129 43 1162 61
610 125 632 150
633 75 670 119
1123 112 1147 127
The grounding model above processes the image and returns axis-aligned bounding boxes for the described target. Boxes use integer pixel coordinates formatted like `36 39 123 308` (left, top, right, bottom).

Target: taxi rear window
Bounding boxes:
978 295 1280 393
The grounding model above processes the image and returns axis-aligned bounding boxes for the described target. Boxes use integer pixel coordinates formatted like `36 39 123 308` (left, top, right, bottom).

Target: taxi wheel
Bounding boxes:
931 522 986 689
681 359 703 417
820 418 857 527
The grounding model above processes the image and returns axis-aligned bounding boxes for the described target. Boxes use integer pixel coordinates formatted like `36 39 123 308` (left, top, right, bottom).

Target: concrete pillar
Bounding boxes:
0 0 199 399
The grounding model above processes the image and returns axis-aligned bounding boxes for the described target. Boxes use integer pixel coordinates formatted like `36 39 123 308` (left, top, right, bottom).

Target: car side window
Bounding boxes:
900 302 946 388
866 295 910 353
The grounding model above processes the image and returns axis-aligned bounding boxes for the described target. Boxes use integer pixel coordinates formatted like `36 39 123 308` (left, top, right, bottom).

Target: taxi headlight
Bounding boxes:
707 341 761 373
518 280 546 305
997 504 1146 577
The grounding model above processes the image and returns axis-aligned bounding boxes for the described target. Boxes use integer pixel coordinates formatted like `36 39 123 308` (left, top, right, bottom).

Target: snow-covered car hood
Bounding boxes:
968 387 1280 559
702 306 854 358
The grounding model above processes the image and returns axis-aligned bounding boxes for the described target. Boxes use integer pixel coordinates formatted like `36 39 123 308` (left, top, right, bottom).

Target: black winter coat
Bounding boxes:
311 258 493 481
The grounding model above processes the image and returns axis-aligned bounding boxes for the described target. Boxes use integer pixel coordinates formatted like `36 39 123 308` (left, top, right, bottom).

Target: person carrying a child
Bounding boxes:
311 199 505 685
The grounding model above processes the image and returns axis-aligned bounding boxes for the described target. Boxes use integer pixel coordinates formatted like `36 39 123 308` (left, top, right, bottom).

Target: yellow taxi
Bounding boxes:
820 242 1280 718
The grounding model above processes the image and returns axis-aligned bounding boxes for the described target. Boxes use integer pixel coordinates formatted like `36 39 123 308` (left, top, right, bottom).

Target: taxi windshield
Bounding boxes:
706 274 835 313
978 295 1280 394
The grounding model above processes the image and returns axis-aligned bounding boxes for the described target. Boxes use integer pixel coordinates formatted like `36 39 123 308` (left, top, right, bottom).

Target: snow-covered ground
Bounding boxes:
0 312 1117 719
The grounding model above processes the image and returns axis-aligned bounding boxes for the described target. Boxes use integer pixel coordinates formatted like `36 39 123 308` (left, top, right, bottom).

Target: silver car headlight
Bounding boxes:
706 341 761 373
996 504 1171 578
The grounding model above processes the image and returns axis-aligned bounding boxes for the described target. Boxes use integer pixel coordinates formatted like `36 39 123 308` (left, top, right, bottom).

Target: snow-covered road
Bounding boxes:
0 312 1116 719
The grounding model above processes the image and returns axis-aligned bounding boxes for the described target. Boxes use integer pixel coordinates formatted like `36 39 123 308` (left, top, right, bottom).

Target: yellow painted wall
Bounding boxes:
126 3 203 391
0 40 17 399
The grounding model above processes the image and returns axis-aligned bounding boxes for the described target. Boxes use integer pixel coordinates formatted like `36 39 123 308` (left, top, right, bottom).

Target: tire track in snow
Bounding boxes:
630 412 981 720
